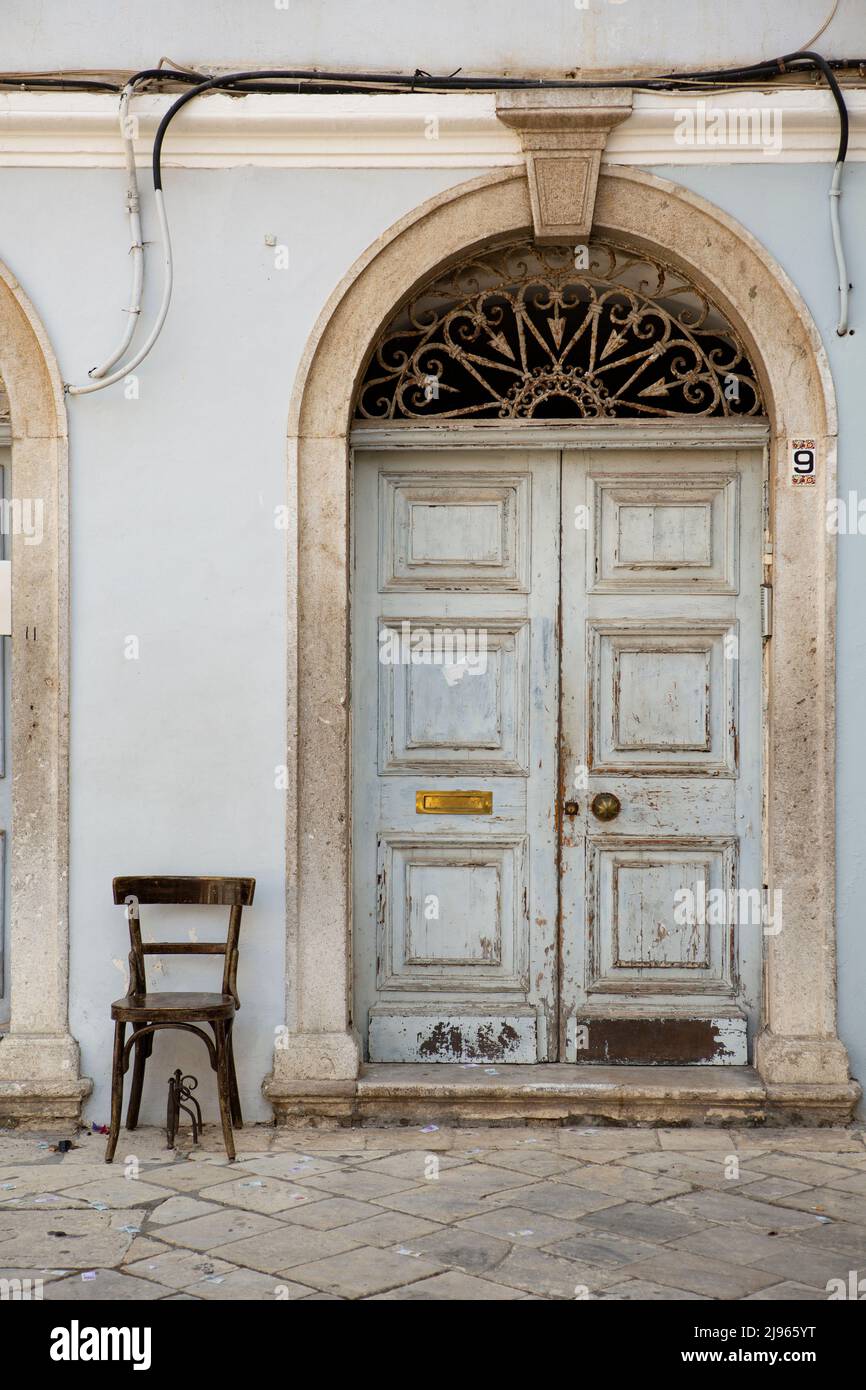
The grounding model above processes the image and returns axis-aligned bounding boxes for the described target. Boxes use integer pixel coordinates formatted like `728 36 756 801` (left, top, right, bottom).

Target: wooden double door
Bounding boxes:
352 438 762 1064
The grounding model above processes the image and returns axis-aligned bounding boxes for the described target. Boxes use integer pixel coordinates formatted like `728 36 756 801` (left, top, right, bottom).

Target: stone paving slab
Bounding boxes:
188 1269 311 1300
280 1196 389 1230
484 1245 621 1298
458 1205 584 1248
545 1227 665 1268
579 1200 706 1243
555 1165 693 1201
663 1189 823 1233
285 1245 441 1297
126 1248 240 1289
1 1192 90 1210
598 1279 709 1300
330 1210 444 1248
391 1226 512 1273
142 1163 265 1193
743 1281 828 1301
369 1270 524 1300
0 1122 862 1300
121 1235 170 1263
155 1208 283 1252
56 1177 175 1209
370 1185 499 1221
792 1220 866 1259
147 1195 221 1226
0 1208 145 1267
358 1151 470 1179
294 1168 423 1201
43 1270 174 1300
617 1152 771 1190
738 1153 860 1186
202 1175 322 1215
613 1248 777 1299
773 1185 866 1223
211 1222 362 1274
468 1148 583 1178
485 1180 622 1220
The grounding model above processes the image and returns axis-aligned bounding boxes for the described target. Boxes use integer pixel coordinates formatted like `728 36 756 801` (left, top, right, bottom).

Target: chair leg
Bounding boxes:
213 1021 236 1162
227 1020 243 1128
125 1024 149 1131
105 1020 127 1164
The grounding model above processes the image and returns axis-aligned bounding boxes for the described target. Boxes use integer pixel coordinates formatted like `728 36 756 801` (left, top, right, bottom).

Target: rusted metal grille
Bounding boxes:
355 239 763 421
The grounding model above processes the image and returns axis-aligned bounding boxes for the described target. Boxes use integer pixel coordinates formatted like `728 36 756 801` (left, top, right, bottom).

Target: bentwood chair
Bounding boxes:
106 876 255 1164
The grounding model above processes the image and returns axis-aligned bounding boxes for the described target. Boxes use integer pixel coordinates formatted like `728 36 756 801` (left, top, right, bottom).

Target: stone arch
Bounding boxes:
268 166 855 1118
0 258 86 1121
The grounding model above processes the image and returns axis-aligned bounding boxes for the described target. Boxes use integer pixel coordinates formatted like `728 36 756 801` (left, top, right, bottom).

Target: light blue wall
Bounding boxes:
0 164 485 1121
0 155 862 1118
649 162 866 1112
1 0 862 74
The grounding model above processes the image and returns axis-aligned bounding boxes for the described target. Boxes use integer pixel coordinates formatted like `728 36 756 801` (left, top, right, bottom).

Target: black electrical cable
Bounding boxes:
0 55 849 224
788 50 848 159
9 49 854 379
1 55 864 94
0 76 121 92
147 53 857 189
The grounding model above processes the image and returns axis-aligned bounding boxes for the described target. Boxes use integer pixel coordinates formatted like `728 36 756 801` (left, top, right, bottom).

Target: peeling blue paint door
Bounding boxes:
352 440 763 1065
558 445 764 1064
352 449 560 1062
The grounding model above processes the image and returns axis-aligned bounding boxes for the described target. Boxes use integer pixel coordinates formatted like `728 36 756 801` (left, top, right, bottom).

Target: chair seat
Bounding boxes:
111 992 236 1022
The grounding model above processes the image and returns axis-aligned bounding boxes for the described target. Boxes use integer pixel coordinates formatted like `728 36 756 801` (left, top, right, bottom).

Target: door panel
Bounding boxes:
588 619 738 775
353 450 560 1062
560 447 763 1064
353 441 762 1066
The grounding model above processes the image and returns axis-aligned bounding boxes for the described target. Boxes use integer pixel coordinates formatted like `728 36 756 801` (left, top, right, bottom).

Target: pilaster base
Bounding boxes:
0 1034 92 1126
754 1030 854 1086
264 1029 360 1100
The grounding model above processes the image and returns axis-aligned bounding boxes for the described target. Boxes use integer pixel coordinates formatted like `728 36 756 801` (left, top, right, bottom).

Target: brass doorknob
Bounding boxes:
591 792 621 821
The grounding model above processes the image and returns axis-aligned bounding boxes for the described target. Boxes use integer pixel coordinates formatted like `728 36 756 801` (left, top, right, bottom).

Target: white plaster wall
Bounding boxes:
0 157 861 1122
0 163 481 1122
651 164 866 1116
0 0 864 1120
1 0 862 74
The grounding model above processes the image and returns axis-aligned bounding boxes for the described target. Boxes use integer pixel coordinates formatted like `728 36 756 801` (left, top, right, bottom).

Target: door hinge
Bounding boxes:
761 584 773 639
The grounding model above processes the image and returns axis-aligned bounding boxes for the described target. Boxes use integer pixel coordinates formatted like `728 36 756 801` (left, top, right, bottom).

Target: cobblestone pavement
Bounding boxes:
1 1123 864 1301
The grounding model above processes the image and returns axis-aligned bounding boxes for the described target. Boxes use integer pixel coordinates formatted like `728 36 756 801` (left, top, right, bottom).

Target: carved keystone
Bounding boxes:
496 89 633 243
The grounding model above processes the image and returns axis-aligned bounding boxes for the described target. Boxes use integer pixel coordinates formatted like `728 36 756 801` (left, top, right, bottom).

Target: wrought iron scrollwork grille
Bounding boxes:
355 240 763 421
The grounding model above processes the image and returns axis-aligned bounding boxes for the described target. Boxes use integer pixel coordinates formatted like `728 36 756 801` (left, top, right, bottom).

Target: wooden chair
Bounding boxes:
106 875 255 1163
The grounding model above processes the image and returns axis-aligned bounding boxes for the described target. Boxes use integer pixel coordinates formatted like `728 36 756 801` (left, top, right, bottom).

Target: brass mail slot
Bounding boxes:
416 790 493 815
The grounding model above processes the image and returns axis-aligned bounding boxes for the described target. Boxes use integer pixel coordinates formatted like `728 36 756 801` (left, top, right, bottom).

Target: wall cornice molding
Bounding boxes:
0 90 863 167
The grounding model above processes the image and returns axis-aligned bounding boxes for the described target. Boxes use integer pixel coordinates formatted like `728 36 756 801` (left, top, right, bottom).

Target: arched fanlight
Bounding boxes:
355 239 763 421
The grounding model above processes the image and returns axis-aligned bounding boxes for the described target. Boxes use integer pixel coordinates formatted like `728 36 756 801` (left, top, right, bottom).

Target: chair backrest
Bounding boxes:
113 876 255 1005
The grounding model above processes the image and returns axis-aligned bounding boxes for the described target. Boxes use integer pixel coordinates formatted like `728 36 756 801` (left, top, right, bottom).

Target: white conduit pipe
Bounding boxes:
88 87 144 377
66 95 174 395
829 160 850 336
66 190 173 395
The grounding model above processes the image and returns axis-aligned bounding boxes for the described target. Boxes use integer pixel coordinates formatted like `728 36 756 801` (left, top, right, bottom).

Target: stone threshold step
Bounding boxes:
267 1064 860 1128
